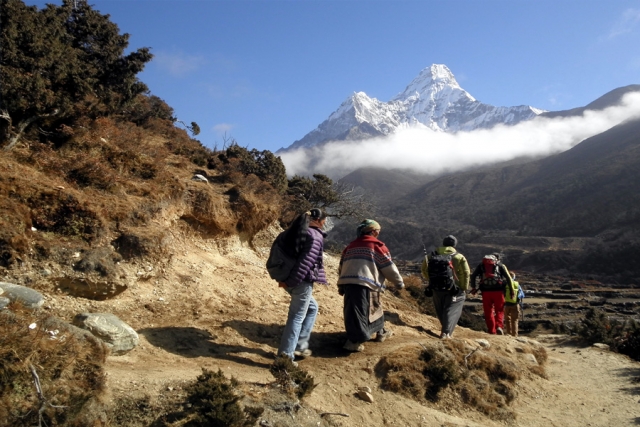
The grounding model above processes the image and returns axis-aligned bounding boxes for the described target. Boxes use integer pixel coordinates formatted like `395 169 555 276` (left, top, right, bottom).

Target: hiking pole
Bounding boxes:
421 242 434 298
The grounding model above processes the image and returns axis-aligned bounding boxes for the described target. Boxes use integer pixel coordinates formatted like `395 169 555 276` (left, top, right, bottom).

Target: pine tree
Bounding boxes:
0 0 152 149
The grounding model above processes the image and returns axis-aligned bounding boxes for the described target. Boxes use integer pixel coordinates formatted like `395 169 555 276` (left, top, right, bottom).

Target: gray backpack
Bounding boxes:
266 233 297 282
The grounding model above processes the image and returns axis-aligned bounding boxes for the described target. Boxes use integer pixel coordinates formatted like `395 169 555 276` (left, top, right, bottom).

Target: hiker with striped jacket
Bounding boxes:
337 219 404 352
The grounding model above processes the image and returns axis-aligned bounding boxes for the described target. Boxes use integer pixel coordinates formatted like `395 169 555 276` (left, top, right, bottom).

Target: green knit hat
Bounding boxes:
357 219 381 237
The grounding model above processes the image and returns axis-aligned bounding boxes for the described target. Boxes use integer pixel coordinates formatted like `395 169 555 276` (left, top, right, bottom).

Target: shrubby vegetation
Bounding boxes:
565 308 640 361
0 304 107 426
0 0 153 148
180 369 263 427
375 339 536 421
270 355 316 399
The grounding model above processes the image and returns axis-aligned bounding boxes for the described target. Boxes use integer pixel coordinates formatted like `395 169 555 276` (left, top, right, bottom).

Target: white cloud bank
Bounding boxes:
280 92 640 178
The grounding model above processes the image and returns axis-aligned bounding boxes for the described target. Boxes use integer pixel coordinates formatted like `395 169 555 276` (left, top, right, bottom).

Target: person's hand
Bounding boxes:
338 285 345 296
469 288 478 296
278 282 287 288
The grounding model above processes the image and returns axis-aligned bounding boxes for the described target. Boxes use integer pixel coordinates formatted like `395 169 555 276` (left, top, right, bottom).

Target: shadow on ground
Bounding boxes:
191 309 444 362
614 367 640 396
140 326 274 368
222 319 349 359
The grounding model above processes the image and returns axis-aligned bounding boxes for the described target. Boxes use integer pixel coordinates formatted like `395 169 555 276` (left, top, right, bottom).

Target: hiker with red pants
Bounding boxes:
469 253 514 335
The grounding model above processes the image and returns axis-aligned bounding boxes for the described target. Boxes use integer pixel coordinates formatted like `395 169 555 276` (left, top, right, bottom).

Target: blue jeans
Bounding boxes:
278 281 318 359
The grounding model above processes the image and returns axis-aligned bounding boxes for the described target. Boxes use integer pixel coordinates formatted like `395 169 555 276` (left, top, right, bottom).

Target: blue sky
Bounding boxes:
29 1 640 154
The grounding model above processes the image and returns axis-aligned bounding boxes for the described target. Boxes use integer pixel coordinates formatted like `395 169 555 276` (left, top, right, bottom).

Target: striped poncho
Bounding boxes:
337 235 404 292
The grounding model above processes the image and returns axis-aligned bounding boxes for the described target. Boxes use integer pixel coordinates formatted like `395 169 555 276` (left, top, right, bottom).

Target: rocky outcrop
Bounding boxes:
0 282 45 308
73 312 139 355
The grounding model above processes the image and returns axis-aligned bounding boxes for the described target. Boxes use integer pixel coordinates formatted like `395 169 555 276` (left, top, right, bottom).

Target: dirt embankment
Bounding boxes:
4 229 640 427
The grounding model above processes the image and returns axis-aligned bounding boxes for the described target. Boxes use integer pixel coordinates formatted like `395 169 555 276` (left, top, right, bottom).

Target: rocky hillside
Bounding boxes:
4 228 640 426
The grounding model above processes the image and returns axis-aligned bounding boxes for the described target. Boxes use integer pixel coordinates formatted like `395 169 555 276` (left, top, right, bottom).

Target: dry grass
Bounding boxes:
270 355 317 400
0 304 108 427
376 339 525 421
0 115 285 270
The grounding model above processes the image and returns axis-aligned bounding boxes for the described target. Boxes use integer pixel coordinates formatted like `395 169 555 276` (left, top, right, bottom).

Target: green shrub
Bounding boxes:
618 321 640 361
573 308 625 346
270 355 316 399
182 368 262 427
419 344 462 400
219 144 287 193
570 308 640 361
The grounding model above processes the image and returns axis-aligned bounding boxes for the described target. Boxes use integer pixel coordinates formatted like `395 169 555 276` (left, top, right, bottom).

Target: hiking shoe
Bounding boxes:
374 328 393 342
343 340 365 352
439 332 449 339
496 327 504 335
294 349 312 359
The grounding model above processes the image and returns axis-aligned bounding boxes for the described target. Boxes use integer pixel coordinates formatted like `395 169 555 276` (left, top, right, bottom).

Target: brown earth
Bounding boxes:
7 226 640 427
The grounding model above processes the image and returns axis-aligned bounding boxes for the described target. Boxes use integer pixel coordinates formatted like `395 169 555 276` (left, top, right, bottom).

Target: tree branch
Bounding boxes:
29 364 67 427
3 109 59 151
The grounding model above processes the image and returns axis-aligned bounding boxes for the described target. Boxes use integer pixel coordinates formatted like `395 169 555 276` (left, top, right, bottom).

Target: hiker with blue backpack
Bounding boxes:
421 235 470 339
267 208 328 366
504 272 525 336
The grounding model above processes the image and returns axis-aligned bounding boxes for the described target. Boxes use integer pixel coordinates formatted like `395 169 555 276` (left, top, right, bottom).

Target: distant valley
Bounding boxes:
317 81 640 284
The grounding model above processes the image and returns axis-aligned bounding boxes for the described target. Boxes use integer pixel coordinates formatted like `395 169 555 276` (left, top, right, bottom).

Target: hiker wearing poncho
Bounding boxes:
337 220 404 352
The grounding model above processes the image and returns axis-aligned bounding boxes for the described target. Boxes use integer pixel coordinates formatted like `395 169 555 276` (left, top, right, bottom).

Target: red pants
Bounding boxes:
482 291 505 334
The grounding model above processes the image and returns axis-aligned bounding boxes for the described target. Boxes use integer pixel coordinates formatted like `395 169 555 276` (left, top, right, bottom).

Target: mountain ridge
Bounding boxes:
335 84 640 204
282 64 545 152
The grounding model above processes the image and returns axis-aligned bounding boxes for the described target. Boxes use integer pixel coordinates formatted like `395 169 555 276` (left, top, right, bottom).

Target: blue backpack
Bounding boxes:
513 280 525 304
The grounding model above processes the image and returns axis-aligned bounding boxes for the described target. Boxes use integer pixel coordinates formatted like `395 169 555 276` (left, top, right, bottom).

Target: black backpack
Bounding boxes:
427 251 458 291
266 232 297 282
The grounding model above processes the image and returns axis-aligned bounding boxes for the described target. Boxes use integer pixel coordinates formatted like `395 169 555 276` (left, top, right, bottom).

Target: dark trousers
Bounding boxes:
343 285 384 343
432 289 465 335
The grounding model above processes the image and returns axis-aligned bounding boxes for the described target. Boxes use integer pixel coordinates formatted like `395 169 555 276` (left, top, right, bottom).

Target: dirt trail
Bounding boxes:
44 233 640 426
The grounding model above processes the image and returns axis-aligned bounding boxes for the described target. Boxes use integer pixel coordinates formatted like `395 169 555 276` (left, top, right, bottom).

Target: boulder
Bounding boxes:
0 282 45 308
0 297 10 309
522 353 538 365
55 277 127 301
73 313 139 355
475 339 491 348
192 174 209 183
43 316 108 348
73 246 122 277
357 390 374 403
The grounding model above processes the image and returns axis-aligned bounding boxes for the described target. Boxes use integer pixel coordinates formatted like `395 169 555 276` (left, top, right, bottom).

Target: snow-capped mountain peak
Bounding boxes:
394 64 468 101
281 64 545 152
